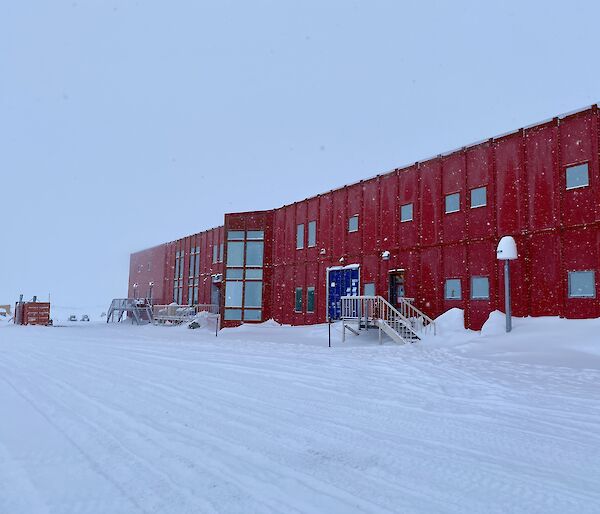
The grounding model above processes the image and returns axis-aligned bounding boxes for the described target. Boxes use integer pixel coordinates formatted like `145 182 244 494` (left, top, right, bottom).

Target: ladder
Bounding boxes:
340 295 436 344
107 298 153 325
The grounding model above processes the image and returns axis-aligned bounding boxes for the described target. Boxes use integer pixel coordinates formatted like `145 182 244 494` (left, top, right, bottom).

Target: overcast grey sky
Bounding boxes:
1 0 599 309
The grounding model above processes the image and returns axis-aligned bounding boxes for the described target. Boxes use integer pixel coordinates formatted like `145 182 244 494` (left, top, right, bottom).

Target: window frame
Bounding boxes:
565 162 590 191
295 287 303 313
445 192 460 214
400 203 413 223
470 276 490 300
296 223 305 250
470 186 487 209
306 286 315 313
348 214 359 233
567 270 596 298
444 278 462 300
307 221 317 247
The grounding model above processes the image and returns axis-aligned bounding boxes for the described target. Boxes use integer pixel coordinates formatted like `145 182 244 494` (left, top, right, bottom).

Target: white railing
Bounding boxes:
152 303 220 323
340 295 436 343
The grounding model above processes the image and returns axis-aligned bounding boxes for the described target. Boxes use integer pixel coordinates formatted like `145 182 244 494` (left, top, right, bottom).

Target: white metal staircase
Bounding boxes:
107 298 153 325
340 295 436 344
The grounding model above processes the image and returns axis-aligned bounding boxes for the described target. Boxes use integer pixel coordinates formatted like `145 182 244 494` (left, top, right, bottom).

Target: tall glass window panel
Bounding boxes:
227 242 245 266
348 215 359 232
307 287 315 313
308 221 316 247
244 281 263 308
213 245 218 263
400 203 413 222
445 193 460 214
445 279 462 300
471 276 489 300
296 224 305 249
568 271 595 298
245 241 264 267
219 243 224 262
470 186 487 208
566 163 589 189
225 281 243 307
295 288 303 312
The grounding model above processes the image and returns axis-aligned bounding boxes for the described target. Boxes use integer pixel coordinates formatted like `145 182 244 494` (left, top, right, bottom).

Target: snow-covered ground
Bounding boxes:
1 312 599 513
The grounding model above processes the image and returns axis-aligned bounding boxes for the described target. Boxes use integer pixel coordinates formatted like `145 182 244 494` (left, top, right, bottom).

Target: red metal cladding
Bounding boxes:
130 105 600 330
15 302 51 326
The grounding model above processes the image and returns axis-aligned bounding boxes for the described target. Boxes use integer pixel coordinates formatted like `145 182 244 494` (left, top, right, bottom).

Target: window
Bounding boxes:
308 221 316 247
444 279 462 300
445 193 460 214
245 241 264 267
225 281 243 307
227 231 244 240
296 223 305 249
348 215 359 232
568 271 595 298
307 287 315 313
244 281 263 307
364 283 375 296
295 288 303 312
471 276 489 300
566 163 589 190
219 243 224 263
244 310 262 321
224 309 242 320
224 230 265 322
227 242 245 266
213 245 218 263
400 203 413 222
470 186 487 208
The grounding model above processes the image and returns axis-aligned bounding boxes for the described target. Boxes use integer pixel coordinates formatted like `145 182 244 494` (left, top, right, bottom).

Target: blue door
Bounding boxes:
328 267 360 320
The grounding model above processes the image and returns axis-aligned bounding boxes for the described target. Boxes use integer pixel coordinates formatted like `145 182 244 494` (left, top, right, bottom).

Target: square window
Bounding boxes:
295 287 303 312
308 221 317 247
445 193 460 214
566 163 589 190
363 283 375 296
244 281 263 308
245 241 264 267
470 186 487 208
243 309 262 321
400 203 413 222
471 276 489 300
444 279 462 300
348 215 359 232
227 242 245 267
568 271 595 298
296 223 305 249
224 309 242 321
307 287 315 313
225 281 243 307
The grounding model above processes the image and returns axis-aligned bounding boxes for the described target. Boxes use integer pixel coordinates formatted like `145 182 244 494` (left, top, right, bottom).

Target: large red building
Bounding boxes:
129 105 600 329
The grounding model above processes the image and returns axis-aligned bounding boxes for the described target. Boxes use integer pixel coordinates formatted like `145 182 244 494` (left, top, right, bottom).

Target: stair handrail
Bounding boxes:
340 295 436 340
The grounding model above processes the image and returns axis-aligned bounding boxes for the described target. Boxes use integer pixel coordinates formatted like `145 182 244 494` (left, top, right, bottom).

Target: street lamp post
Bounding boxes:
496 236 518 333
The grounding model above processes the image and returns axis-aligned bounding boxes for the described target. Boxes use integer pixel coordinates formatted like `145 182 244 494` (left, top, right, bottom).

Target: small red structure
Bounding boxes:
15 300 51 326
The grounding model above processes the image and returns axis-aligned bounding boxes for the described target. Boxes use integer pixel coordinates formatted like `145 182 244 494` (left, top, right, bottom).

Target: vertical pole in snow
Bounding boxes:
328 319 331 348
505 259 512 333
